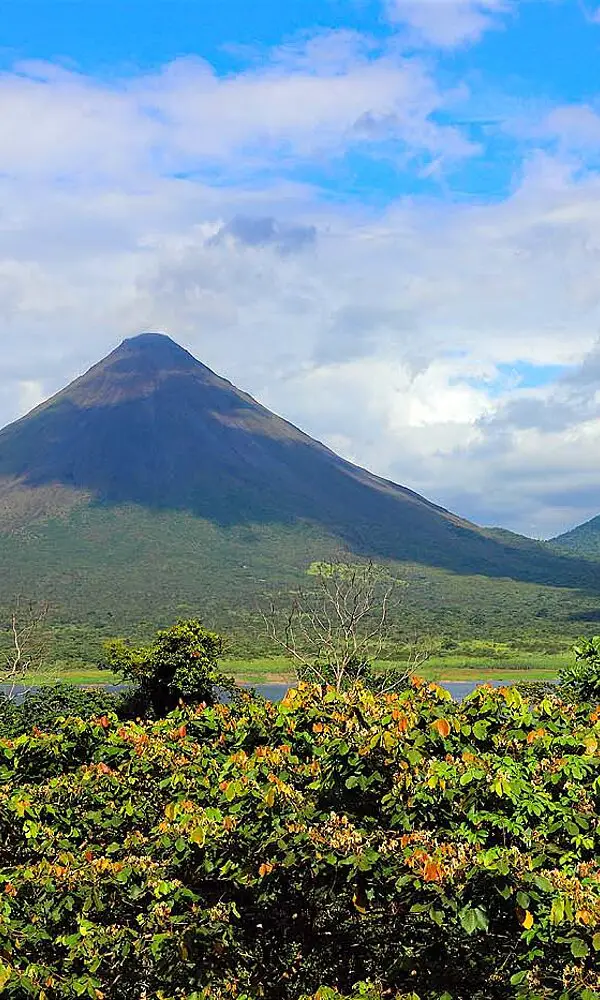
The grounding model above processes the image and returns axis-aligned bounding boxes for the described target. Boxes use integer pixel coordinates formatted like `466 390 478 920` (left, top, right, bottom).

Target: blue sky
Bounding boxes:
2 0 600 536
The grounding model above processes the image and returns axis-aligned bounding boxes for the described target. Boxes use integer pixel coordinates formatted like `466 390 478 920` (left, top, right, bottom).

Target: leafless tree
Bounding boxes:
1 599 51 698
263 559 432 692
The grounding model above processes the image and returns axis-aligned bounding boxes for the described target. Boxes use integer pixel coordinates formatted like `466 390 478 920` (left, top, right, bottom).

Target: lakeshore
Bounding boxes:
15 652 568 688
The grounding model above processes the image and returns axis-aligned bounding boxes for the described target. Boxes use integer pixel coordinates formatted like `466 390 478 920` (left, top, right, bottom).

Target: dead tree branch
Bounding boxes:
1 599 50 698
262 558 414 692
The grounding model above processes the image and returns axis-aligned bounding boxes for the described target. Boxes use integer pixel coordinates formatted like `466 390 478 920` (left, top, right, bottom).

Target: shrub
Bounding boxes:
0 683 120 737
513 679 556 704
0 681 599 999
559 636 600 702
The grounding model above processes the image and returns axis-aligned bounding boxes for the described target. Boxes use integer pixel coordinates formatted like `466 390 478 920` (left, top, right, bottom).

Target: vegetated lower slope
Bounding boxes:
553 515 600 559
0 333 598 642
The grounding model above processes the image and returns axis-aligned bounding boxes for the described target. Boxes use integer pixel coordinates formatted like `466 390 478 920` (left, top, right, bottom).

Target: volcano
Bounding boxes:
0 332 480 552
0 333 596 629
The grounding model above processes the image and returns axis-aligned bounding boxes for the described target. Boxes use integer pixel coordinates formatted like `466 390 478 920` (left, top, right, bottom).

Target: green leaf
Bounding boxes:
550 897 565 925
0 963 11 990
571 938 589 959
459 906 488 935
510 972 528 986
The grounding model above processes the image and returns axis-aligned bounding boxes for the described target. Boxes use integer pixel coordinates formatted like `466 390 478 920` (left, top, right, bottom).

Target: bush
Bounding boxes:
0 680 599 998
559 636 600 702
513 679 556 704
102 618 240 717
0 683 120 737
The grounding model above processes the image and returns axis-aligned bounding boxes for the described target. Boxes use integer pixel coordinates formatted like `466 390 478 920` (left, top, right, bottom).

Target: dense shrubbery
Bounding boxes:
0 679 599 999
0 684 120 738
560 637 600 703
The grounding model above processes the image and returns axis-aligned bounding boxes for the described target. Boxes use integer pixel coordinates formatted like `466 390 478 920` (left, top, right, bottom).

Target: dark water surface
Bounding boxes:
1 681 507 703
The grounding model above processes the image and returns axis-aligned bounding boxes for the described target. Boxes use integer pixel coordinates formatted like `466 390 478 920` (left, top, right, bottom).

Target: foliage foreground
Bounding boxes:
0 682 599 1000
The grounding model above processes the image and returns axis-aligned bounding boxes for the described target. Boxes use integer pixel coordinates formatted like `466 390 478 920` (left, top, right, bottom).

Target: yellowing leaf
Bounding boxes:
190 827 205 846
352 891 368 914
264 786 276 808
431 719 451 739
0 962 11 989
517 908 534 930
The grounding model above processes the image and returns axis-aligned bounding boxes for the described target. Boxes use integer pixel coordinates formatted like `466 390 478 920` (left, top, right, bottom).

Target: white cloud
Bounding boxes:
386 0 510 48
0 36 473 183
541 104 600 151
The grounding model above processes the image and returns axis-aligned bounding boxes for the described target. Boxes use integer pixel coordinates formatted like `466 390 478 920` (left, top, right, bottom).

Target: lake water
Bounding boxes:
1 680 508 703
252 681 507 702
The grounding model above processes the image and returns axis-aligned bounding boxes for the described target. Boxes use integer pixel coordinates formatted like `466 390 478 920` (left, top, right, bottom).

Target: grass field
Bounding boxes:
16 652 570 688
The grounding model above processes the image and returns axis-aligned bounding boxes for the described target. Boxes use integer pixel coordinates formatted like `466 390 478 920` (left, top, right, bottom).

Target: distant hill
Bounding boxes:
553 516 600 559
0 332 598 641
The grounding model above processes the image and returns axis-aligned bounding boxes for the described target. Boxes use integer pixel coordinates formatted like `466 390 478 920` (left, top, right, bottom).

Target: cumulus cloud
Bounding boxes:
1 32 600 539
0 35 473 183
386 0 510 49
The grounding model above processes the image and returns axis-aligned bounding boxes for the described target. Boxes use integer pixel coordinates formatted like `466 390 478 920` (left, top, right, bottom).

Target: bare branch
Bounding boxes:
1 599 51 698
262 556 410 691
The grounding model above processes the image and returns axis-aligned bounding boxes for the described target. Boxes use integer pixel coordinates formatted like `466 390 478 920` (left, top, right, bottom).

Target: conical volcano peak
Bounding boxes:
37 331 217 413
113 332 200 371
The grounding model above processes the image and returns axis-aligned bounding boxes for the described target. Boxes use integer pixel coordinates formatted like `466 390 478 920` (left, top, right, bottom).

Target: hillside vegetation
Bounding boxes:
1 505 600 667
554 516 600 559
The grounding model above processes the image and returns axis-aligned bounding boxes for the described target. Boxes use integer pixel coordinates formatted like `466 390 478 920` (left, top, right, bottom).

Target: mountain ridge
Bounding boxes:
553 515 600 559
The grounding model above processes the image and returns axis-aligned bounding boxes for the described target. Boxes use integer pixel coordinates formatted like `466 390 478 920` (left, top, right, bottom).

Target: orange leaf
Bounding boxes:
423 861 443 882
431 719 451 738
